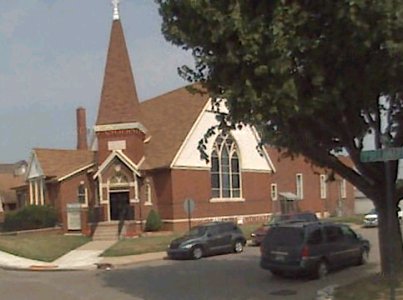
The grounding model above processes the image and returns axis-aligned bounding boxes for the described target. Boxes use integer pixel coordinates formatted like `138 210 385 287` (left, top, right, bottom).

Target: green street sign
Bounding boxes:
360 147 403 162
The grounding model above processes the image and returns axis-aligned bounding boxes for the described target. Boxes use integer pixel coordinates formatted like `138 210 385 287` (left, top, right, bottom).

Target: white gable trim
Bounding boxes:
27 151 44 180
58 163 95 182
93 150 141 179
94 122 147 134
250 126 276 172
170 98 274 172
170 98 212 168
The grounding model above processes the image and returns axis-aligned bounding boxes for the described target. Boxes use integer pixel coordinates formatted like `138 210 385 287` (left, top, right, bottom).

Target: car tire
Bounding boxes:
358 249 369 265
191 246 203 260
313 260 328 279
233 240 244 253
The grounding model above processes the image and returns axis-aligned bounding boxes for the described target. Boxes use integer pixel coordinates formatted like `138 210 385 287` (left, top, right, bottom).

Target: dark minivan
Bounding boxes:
167 221 246 260
260 221 370 279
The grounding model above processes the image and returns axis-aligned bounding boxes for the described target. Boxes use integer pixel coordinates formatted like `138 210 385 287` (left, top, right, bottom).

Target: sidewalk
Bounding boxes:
0 240 166 271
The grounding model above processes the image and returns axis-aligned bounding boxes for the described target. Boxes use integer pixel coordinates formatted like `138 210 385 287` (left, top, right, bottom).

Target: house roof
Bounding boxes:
33 149 95 181
96 18 142 126
140 86 209 170
0 164 15 173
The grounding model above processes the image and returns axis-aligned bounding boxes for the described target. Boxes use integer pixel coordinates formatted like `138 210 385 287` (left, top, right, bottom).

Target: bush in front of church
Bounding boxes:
3 205 58 232
144 209 162 232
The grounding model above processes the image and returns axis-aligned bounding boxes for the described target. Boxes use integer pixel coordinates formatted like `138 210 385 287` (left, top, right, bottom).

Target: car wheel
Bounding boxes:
358 249 369 265
313 260 328 279
233 240 244 253
191 246 203 260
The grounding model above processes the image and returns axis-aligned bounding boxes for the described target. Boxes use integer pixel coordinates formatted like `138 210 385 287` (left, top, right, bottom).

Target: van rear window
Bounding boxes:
265 227 304 246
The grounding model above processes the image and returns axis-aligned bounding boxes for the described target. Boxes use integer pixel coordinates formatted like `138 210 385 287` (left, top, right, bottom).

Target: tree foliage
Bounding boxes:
157 0 403 274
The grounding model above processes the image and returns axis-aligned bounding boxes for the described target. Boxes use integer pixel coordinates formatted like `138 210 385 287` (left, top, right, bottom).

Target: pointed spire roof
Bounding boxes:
96 2 142 126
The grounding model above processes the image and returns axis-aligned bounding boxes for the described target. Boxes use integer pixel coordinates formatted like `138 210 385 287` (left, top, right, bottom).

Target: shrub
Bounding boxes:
3 205 58 232
144 209 162 232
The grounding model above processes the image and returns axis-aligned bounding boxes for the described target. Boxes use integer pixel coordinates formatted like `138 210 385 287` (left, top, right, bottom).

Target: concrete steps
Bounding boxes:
92 223 121 241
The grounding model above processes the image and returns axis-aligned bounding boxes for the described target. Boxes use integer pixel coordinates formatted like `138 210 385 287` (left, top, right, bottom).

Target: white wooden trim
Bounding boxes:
94 122 147 133
209 198 245 203
170 98 212 168
93 150 141 179
58 163 95 182
162 212 271 223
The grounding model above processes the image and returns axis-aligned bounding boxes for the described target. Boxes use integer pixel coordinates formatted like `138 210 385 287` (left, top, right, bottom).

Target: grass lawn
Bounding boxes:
102 234 180 257
335 272 403 300
0 233 90 262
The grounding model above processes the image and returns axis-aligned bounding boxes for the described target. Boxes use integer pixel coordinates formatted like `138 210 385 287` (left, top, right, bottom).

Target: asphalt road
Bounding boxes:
0 226 381 300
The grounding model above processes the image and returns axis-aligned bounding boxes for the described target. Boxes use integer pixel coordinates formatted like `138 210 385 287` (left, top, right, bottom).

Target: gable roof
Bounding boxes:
33 149 95 181
140 86 209 170
96 18 142 126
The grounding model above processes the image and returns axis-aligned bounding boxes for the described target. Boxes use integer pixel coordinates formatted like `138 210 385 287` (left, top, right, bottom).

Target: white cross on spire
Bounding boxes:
112 0 120 20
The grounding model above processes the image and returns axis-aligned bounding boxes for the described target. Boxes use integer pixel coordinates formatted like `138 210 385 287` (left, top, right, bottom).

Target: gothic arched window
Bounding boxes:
211 134 241 198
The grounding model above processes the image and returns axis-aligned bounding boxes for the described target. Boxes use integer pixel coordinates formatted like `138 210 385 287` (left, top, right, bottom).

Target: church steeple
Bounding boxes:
95 1 146 166
96 0 142 126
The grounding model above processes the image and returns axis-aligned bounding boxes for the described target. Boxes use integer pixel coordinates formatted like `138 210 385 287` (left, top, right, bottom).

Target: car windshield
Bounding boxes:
368 208 377 214
265 227 305 246
187 226 207 237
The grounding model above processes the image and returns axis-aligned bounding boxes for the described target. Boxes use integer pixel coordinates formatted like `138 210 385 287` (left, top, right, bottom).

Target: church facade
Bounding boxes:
20 3 355 237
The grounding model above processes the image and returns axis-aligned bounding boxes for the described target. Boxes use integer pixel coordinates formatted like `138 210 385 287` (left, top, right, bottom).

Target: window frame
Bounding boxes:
340 179 347 199
271 183 278 201
77 182 88 207
296 173 304 199
209 133 243 202
320 174 327 199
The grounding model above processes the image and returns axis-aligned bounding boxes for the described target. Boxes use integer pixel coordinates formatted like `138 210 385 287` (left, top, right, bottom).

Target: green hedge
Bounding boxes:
144 209 163 232
3 205 58 232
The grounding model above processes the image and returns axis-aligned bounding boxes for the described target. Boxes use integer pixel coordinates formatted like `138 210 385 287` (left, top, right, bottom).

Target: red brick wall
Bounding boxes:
57 171 95 232
168 169 271 220
96 129 145 165
267 148 355 217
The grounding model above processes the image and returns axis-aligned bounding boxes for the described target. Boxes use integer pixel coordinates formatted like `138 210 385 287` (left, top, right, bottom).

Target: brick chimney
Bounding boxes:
76 107 88 150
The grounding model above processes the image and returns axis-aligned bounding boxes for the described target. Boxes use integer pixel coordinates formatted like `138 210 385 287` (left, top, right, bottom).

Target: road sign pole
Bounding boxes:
187 200 191 231
386 161 396 300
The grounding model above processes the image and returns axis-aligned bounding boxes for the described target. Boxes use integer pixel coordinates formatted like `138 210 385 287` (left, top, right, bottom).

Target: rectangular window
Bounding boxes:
320 175 327 199
271 184 278 201
296 173 303 199
144 184 152 205
340 179 347 199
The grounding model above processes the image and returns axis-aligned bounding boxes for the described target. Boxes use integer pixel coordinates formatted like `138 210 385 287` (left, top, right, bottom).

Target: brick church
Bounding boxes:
18 2 355 237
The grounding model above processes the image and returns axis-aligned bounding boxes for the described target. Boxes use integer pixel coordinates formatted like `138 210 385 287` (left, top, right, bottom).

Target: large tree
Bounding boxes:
156 0 403 274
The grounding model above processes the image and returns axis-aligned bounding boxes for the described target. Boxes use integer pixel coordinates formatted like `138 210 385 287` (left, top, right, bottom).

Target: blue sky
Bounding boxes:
0 0 193 163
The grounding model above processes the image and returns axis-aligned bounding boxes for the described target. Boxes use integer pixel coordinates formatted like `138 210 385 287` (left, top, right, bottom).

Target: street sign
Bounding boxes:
183 198 195 214
183 198 195 231
360 147 403 162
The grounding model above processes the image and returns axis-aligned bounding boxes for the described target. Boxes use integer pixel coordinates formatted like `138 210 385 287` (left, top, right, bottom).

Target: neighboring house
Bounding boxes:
266 148 355 218
0 161 28 213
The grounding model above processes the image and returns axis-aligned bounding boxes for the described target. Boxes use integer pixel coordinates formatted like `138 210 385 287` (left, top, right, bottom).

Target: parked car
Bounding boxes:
260 221 370 279
363 207 402 227
250 212 318 246
167 221 247 260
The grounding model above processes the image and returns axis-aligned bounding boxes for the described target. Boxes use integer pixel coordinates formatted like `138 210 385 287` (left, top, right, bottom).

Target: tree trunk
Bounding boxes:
375 196 403 276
